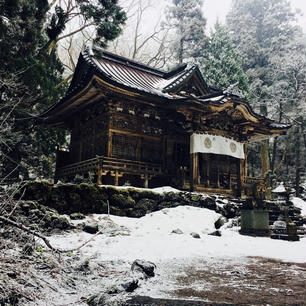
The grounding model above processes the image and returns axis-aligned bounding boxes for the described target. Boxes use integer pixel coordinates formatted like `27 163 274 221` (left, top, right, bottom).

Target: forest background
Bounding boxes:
0 0 305 195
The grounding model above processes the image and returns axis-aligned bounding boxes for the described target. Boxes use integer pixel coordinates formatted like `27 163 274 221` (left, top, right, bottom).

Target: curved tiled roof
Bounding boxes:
81 47 208 98
38 47 291 133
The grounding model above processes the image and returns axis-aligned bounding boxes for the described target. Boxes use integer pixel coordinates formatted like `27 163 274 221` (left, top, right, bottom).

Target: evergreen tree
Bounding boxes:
226 0 306 190
226 0 297 106
0 0 126 180
199 22 249 96
165 0 207 64
44 0 127 54
0 0 66 179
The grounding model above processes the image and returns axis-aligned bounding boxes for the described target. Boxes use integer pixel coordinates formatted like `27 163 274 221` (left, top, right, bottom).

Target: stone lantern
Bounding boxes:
271 182 299 241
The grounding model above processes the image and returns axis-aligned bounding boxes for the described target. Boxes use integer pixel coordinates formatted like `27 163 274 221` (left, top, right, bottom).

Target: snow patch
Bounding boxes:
292 196 306 217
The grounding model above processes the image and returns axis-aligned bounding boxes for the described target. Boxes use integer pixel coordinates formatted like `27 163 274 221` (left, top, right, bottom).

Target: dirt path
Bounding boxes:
166 257 306 306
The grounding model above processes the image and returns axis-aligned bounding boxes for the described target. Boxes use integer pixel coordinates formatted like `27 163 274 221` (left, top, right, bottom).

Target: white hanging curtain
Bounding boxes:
190 133 245 159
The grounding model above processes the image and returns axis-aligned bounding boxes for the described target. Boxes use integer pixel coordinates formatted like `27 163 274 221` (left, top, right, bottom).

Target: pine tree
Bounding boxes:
199 22 249 96
165 0 207 64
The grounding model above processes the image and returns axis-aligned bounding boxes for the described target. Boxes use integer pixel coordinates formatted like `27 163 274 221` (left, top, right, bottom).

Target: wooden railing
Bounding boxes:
55 155 162 180
243 176 264 186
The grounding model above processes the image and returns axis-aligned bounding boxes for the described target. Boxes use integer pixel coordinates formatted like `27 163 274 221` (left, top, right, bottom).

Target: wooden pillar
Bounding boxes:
236 158 242 197
207 154 210 187
240 144 247 196
143 174 149 188
107 131 112 157
190 153 198 191
97 166 103 185
115 170 119 186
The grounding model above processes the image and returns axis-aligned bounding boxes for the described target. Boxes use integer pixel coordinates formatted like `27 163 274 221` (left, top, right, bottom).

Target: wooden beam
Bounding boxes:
109 128 161 141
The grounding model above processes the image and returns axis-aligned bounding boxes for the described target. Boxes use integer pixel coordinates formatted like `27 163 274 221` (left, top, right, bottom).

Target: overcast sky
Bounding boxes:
203 0 306 32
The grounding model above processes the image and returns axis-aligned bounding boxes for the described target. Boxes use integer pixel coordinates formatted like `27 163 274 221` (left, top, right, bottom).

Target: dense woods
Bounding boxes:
0 0 305 194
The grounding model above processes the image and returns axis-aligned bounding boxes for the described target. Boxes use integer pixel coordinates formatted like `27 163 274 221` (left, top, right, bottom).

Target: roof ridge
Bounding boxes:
162 64 198 93
90 46 166 77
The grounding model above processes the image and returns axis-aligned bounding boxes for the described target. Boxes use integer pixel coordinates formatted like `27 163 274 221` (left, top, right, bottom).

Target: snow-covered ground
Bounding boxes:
50 206 305 264
34 205 306 305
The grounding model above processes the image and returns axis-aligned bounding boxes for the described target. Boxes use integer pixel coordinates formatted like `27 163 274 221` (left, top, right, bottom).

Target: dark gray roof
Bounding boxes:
79 47 209 98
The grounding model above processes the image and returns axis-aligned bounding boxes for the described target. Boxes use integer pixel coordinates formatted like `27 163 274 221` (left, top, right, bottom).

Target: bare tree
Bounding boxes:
108 0 172 69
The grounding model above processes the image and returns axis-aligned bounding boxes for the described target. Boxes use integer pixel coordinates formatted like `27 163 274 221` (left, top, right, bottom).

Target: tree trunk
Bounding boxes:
271 102 283 174
271 137 278 173
259 103 271 178
178 37 184 65
295 126 301 197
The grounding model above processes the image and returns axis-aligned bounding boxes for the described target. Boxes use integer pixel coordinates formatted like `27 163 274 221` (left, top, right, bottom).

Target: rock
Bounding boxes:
125 208 146 218
135 198 157 212
119 278 139 292
157 201 180 210
190 232 201 239
131 259 156 277
106 277 138 294
171 228 183 234
55 216 71 230
87 293 107 306
223 203 239 218
109 193 135 209
22 243 34 255
208 230 222 237
70 212 85 220
199 196 216 210
83 223 99 234
76 258 91 272
214 216 227 229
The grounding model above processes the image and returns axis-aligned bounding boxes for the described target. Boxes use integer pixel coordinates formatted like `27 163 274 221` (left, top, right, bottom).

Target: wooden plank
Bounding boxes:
109 128 161 141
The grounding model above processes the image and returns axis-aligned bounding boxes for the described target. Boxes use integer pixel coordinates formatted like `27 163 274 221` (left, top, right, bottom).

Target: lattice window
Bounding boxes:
141 139 162 163
112 133 137 160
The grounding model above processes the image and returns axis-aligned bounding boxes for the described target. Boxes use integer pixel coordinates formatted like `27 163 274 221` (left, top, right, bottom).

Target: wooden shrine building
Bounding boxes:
39 47 290 196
